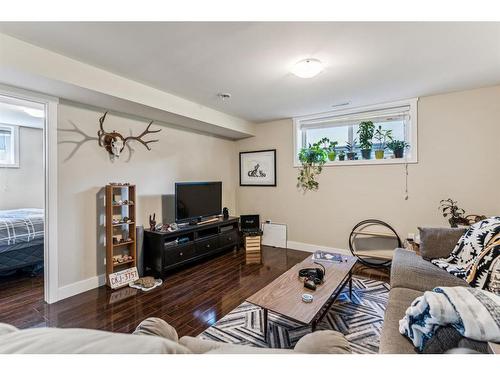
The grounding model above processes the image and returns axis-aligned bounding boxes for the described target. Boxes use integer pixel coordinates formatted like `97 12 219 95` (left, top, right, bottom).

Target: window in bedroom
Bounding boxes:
293 98 418 166
0 124 19 168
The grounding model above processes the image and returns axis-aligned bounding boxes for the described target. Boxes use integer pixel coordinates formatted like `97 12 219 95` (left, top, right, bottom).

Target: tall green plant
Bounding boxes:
357 121 375 150
373 125 393 150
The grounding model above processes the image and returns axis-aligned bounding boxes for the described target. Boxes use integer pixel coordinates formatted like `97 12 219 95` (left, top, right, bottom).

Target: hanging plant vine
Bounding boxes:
296 137 332 192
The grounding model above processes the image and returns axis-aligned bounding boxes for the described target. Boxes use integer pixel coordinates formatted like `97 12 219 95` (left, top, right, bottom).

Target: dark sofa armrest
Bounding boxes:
418 227 466 260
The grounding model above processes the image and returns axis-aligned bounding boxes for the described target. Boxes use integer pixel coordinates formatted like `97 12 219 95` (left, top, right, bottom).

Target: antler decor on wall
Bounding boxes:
97 111 161 161
58 112 161 163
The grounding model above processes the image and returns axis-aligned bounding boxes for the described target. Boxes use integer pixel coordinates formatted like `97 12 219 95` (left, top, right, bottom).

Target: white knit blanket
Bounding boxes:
399 287 500 351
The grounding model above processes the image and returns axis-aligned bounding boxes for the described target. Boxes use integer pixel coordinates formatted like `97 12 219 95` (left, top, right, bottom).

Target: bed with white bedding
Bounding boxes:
0 208 44 274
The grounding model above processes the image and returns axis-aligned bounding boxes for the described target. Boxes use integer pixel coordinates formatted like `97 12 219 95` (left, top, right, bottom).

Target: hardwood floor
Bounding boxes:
0 247 389 337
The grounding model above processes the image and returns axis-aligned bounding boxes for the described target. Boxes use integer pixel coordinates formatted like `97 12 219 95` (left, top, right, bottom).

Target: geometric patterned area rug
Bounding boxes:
198 276 390 354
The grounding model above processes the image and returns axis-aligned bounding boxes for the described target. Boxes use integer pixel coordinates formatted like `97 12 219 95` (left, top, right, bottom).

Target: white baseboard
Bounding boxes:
57 274 106 301
286 240 351 256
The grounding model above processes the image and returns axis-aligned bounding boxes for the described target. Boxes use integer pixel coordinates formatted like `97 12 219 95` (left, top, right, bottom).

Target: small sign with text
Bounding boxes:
109 267 139 289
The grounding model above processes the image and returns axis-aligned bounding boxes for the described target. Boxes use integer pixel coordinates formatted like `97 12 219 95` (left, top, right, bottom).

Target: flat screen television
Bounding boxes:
175 181 222 223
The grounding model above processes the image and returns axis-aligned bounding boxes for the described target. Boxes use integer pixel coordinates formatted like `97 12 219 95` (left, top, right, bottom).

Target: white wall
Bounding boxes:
0 126 44 209
55 84 500 299
235 85 500 250
57 103 237 289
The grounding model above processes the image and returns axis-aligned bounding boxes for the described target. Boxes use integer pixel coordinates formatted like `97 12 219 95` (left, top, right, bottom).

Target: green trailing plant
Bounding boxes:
297 139 330 191
357 121 375 150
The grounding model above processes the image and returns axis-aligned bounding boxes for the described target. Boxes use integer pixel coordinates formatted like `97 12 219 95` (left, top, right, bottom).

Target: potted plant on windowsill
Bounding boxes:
338 150 346 161
357 121 375 159
323 138 338 161
297 140 328 191
373 125 393 159
345 139 357 160
387 140 409 158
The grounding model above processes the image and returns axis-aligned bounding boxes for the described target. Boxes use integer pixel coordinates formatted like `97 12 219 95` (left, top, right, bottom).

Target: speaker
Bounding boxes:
161 194 175 224
135 225 145 277
223 207 229 219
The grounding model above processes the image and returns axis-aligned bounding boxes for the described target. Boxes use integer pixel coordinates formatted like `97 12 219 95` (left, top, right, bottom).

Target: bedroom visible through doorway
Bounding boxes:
0 94 45 313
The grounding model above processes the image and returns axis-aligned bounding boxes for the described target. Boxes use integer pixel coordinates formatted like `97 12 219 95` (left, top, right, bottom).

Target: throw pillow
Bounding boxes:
422 325 488 354
418 227 466 260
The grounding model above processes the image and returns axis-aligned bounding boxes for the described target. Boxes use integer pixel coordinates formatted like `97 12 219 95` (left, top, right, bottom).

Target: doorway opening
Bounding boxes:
0 93 46 317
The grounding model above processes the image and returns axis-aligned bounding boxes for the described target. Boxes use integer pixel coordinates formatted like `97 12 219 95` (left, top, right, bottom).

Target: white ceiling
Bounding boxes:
1 22 499 123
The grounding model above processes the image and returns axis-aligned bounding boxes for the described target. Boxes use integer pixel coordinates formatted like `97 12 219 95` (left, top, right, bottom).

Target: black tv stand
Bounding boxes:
144 216 240 277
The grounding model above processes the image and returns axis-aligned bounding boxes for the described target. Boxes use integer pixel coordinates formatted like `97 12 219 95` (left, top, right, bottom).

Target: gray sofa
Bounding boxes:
379 227 468 354
0 317 351 354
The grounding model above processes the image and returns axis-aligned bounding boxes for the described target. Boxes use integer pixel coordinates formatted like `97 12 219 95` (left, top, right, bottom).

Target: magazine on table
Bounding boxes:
311 250 345 263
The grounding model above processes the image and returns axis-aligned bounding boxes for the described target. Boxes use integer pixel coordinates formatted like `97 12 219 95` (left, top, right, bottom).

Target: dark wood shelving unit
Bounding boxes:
105 184 137 287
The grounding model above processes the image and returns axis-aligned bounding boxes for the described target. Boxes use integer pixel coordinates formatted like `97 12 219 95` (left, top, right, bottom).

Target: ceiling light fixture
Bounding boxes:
23 108 45 118
291 58 323 78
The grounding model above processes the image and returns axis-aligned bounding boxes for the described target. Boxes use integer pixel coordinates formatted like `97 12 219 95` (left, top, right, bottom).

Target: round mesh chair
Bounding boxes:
349 219 402 268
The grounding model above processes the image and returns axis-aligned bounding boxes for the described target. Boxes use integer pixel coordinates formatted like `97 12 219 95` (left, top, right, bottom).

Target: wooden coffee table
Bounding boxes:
246 253 357 339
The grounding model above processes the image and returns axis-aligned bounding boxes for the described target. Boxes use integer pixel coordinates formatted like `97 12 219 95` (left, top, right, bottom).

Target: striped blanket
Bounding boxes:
0 209 44 250
399 286 500 351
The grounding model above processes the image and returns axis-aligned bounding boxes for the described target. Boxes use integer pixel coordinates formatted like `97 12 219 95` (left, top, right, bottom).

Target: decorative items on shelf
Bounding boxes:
98 112 161 162
113 254 134 264
112 217 132 224
112 199 134 205
105 183 137 288
149 213 157 231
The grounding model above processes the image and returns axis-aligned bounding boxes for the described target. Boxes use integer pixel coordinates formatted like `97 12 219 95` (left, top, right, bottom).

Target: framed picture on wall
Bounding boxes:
239 149 276 186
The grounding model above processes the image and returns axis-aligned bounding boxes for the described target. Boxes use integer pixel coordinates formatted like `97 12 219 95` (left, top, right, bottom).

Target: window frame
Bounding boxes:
293 98 418 167
0 123 20 168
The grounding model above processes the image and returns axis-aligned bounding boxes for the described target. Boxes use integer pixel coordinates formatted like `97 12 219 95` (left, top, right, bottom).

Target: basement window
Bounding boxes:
0 124 19 168
293 99 418 166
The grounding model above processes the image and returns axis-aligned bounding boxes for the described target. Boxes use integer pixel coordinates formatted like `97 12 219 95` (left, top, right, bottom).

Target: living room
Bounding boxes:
0 1 499 373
